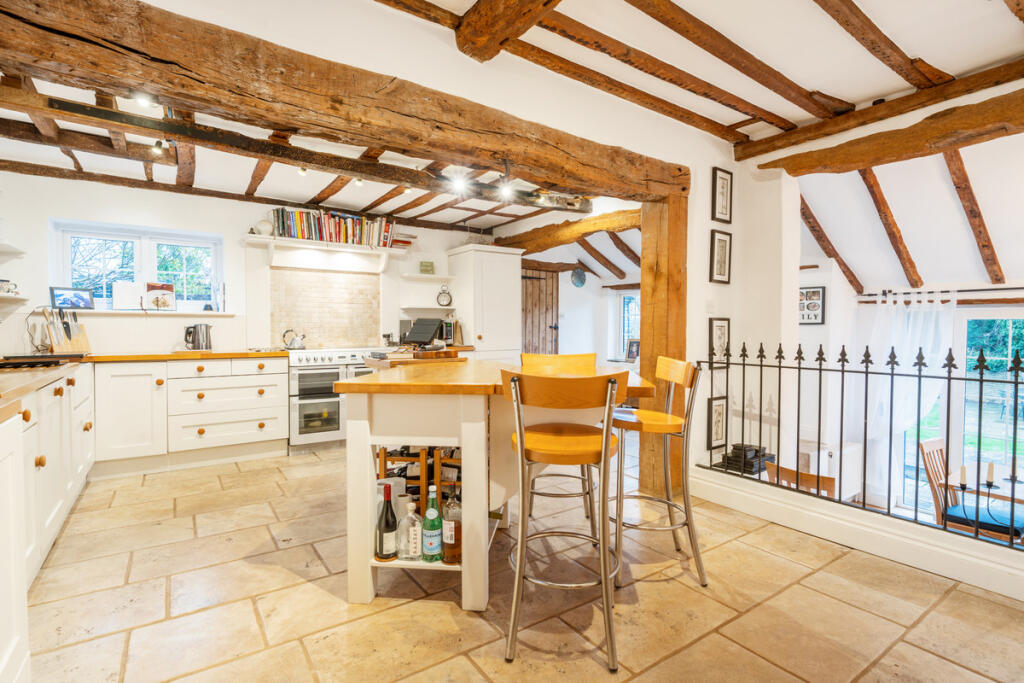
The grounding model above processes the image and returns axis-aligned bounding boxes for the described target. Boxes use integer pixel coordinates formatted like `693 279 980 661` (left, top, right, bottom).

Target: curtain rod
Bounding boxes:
859 286 1024 297
859 297 1024 307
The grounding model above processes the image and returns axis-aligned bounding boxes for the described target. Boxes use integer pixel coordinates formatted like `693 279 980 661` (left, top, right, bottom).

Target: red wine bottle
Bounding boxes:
375 484 398 561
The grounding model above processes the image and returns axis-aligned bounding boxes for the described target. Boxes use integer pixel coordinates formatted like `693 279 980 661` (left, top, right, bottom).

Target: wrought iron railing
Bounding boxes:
698 343 1022 552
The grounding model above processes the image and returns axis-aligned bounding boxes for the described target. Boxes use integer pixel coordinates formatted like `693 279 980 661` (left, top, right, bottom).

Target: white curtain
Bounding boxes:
853 291 956 507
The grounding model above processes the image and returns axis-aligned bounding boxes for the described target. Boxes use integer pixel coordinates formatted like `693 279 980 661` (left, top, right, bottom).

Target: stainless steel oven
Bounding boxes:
289 365 345 397
290 393 345 446
288 348 383 447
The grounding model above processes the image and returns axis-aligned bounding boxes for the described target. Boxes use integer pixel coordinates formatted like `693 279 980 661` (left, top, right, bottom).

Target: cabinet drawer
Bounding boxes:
231 358 288 376
69 363 93 408
167 359 231 379
168 406 288 452
167 374 288 416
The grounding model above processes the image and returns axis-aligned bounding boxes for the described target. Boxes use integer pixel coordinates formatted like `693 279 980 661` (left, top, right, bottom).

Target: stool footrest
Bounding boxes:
529 471 596 500
509 530 619 589
608 493 690 532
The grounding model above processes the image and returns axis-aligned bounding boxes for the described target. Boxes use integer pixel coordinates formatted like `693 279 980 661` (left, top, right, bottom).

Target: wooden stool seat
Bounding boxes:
512 423 618 465
612 408 683 434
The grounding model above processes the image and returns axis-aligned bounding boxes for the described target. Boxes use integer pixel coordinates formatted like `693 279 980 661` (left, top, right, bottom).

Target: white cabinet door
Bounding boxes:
70 399 96 485
35 381 68 554
20 423 39 577
474 251 522 352
95 362 168 461
0 416 30 683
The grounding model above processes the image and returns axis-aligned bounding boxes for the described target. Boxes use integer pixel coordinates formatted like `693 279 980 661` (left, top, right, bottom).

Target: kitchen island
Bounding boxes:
335 359 654 611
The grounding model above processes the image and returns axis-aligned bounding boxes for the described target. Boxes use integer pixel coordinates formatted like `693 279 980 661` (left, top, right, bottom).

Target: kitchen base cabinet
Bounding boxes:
35 380 69 561
0 415 30 683
95 362 168 461
168 406 288 452
70 399 96 485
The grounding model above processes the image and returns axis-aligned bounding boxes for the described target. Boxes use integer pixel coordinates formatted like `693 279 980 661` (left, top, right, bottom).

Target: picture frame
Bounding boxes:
626 338 640 360
709 229 732 284
708 317 731 365
711 167 733 224
799 286 826 325
707 395 728 450
419 260 435 275
49 286 94 310
144 282 176 312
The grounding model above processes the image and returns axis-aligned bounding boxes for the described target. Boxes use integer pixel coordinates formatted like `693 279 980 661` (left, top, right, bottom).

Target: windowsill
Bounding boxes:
73 309 235 318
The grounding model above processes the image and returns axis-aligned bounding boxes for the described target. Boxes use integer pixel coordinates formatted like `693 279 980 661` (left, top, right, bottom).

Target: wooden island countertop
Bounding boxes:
334 359 654 397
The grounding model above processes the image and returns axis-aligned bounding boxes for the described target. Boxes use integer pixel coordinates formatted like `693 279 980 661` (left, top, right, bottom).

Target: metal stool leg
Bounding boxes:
584 465 598 545
662 434 682 552
680 452 707 586
580 465 592 519
614 428 626 588
528 463 536 518
598 440 618 671
505 454 530 661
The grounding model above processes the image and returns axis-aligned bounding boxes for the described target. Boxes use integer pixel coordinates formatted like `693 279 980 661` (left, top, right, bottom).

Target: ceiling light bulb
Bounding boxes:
152 139 164 153
451 176 467 194
297 167 307 176
403 188 412 194
500 183 514 200
355 178 364 186
135 93 154 108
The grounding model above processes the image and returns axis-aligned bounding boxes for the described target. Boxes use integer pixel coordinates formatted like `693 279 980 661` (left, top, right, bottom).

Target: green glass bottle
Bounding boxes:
421 485 443 562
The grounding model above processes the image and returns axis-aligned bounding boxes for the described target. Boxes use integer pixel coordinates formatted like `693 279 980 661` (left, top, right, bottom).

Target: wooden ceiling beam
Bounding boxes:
623 0 852 119
608 231 641 267
1 73 83 170
576 237 626 279
0 0 684 201
361 185 408 212
455 0 562 62
494 209 641 254
859 168 922 288
245 131 291 196
521 258 579 272
799 196 864 294
759 86 1024 175
0 116 176 165
735 57 1024 161
93 92 128 153
1005 0 1024 21
810 0 951 89
171 110 196 187
942 149 1004 285
308 175 352 204
538 12 795 131
142 161 153 181
604 282 640 290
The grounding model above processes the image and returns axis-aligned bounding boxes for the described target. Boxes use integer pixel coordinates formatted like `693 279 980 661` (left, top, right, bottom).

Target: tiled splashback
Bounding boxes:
269 267 380 348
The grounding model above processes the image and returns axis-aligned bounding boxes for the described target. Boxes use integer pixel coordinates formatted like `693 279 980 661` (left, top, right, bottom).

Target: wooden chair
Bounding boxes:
765 462 837 498
610 356 706 587
501 368 626 672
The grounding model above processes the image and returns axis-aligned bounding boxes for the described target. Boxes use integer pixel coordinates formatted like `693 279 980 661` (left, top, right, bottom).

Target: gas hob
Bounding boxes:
288 347 386 367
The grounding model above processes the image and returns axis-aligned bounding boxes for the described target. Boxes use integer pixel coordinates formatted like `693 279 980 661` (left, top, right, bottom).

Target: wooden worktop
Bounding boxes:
334 359 655 397
0 363 78 422
84 351 289 362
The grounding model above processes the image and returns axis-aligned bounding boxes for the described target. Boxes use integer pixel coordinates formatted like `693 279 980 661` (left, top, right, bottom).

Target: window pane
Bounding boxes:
69 236 135 303
156 243 212 304
966 319 1008 361
621 295 640 354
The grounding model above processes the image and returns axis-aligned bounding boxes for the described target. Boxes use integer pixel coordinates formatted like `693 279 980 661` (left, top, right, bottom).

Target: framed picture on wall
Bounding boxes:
707 396 728 450
799 286 826 325
626 339 640 360
711 167 732 224
708 317 731 365
709 229 732 284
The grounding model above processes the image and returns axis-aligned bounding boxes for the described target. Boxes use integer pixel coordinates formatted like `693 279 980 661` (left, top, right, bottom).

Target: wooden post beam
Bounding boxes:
859 169 922 288
1006 0 1024 21
799 196 864 294
171 110 196 187
93 92 128 153
942 149 1004 285
0 116 176 165
455 0 562 62
577 236 626 279
494 209 641 254
608 231 641 267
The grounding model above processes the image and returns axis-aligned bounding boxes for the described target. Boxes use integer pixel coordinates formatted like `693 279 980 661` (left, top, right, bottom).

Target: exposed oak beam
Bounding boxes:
0 116 176 165
521 258 579 272
538 12 794 131
308 175 352 204
735 57 1024 161
93 93 128 153
577 236 626 279
455 0 562 62
799 196 864 294
0 0 684 201
1006 0 1024 21
942 149 1004 284
603 282 640 290
1 73 83 171
859 169 922 288
759 87 1024 175
362 185 408 212
494 209 641 254
608 231 641 267
171 110 195 187
142 161 153 181
245 131 291 196
623 0 852 119
810 0 951 89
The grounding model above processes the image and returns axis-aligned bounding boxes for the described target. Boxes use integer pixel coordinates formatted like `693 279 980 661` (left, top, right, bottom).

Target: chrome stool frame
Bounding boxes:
527 463 598 540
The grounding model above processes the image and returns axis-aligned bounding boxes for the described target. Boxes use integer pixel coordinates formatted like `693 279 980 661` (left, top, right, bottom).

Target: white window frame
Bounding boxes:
52 220 224 312
617 291 640 357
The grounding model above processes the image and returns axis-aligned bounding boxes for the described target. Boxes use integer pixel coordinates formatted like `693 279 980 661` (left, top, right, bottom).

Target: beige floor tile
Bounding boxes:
801 550 953 625
470 617 625 679
278 472 347 497
45 517 195 567
271 488 346 521
237 452 320 471
111 478 221 506
195 502 278 537
956 582 1024 612
401 655 486 682
406 566 463 594
624 507 745 557
30 632 125 683
633 633 799 683
270 510 346 548
513 507 599 557
561 574 734 672
142 462 240 487
28 578 165 652
219 467 285 489
690 500 770 531
28 554 129 605
860 642 990 683
664 540 811 611
174 641 314 683
738 524 845 568
313 536 347 574
314 444 346 460
302 590 500 683
170 545 328 615
905 588 1024 682
564 536 677 586
721 584 904 683
129 526 277 581
63 499 174 536
174 482 283 517
123 600 264 683
84 474 144 493
280 459 346 481
256 569 423 645
70 488 114 513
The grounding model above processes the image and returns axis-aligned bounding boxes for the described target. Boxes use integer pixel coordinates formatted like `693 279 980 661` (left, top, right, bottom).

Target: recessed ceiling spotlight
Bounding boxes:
355 178 364 186
403 187 412 194
297 167 307 176
151 139 164 153
499 182 514 201
134 93 155 108
451 176 467 194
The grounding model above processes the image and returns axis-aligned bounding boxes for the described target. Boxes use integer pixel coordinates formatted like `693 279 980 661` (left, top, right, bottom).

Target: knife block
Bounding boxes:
47 321 91 354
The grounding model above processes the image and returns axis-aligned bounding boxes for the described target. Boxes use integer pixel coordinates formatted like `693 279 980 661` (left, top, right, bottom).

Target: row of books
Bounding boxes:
271 208 398 247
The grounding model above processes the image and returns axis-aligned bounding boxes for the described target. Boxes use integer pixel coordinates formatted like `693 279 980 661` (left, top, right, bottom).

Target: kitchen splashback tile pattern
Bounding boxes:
270 267 380 348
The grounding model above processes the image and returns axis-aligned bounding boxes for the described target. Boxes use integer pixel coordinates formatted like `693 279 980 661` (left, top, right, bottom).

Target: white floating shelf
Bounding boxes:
400 273 451 282
0 242 25 257
0 293 29 303
244 234 406 255
369 558 461 572
399 305 455 311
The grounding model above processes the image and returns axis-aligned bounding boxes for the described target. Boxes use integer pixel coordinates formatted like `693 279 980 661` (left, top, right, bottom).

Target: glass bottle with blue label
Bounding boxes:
421 485 443 562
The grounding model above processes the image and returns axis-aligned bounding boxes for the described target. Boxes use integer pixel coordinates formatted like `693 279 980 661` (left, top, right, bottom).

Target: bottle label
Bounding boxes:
443 520 455 544
381 531 396 555
426 508 438 520
408 525 421 555
423 528 442 555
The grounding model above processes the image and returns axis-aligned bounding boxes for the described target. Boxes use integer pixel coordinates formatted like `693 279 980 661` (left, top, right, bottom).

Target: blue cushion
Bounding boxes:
945 502 1024 537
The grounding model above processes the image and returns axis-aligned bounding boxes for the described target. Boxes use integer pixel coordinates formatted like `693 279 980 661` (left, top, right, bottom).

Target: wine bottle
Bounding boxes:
442 486 462 565
422 485 443 562
397 502 422 561
375 483 398 561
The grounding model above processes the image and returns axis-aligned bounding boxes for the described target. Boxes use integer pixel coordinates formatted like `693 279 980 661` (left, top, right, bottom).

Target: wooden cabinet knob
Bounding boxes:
21 409 30 423
54 386 64 397
197 392 205 400
197 427 205 435
258 422 266 429
66 377 76 386
257 363 265 370
34 455 46 468
155 378 165 386
196 365 205 373
257 388 265 396
83 422 93 432
477 334 482 340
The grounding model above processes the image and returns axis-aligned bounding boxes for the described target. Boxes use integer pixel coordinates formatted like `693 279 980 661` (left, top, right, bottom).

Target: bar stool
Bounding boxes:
502 368 627 672
611 357 707 587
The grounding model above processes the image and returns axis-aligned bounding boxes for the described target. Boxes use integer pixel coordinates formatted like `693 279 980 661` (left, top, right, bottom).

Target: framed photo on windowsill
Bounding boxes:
709 229 732 284
711 167 732 224
626 339 640 360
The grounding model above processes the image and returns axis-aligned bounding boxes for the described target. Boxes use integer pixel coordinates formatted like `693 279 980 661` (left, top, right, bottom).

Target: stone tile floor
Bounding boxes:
27 445 1024 682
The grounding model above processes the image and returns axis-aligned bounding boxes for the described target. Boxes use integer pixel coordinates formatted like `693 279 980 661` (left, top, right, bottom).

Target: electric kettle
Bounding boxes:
184 323 213 350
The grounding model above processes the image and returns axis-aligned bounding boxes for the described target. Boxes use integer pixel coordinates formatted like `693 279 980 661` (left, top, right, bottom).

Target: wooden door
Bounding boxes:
521 268 559 354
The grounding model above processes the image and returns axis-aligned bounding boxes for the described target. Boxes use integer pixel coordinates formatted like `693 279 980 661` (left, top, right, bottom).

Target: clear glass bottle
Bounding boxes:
397 502 422 561
421 485 443 562
442 486 462 565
